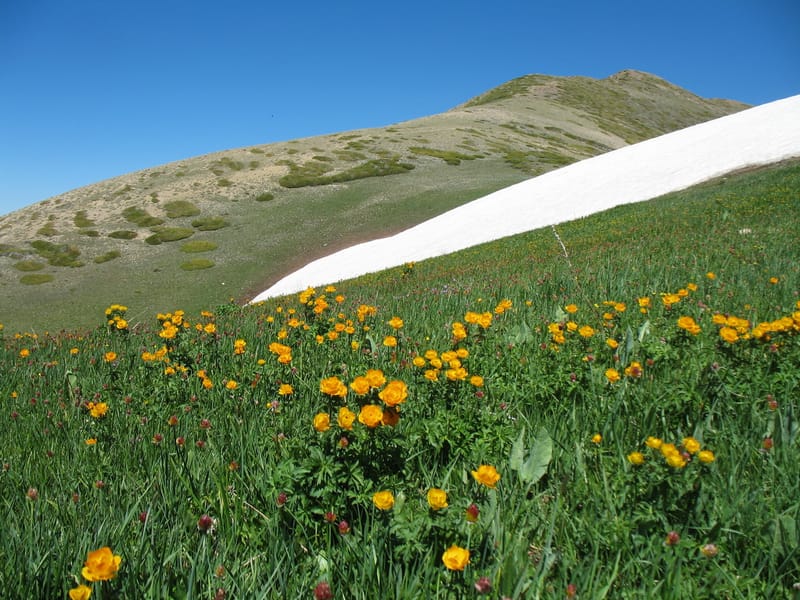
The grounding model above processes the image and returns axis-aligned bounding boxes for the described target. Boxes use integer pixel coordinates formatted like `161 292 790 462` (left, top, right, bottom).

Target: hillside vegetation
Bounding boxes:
1 160 798 598
0 70 747 333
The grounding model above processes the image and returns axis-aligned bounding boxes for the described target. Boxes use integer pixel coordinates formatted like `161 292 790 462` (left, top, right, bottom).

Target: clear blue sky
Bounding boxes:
1 0 798 216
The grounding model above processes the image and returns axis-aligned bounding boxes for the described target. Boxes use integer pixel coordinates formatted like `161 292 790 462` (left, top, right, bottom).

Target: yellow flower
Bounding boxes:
365 369 386 389
706 272 716 280
337 406 356 430
412 356 427 368
591 433 602 444
719 327 739 343
81 546 121 582
349 376 371 396
88 402 108 418
565 304 578 314
469 375 484 387
313 413 330 432
378 380 408 407
358 404 384 428
665 454 688 468
388 316 404 330
442 545 470 571
452 321 467 341
682 437 701 454
320 376 348 398
578 325 595 339
383 335 397 348
85 438 97 446
605 368 620 383
19 348 31 359
226 380 238 390
427 488 448 510
69 584 93 600
698 450 715 463
233 339 247 355
627 451 645 465
645 436 663 449
70 347 79 355
471 464 501 488
769 276 779 284
372 490 394 510
677 316 701 335
278 384 293 396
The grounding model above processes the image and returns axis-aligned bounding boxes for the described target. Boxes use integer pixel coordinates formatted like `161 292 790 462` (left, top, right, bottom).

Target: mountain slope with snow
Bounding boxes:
250 94 800 303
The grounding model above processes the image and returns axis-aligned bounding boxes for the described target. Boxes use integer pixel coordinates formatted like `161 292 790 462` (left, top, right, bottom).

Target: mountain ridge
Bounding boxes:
0 70 751 332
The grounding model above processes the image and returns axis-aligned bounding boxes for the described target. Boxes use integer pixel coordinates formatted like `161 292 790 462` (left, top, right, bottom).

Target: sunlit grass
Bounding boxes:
0 162 798 598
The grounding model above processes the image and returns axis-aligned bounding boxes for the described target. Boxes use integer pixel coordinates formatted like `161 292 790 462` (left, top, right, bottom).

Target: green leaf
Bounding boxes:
520 428 552 485
509 427 526 473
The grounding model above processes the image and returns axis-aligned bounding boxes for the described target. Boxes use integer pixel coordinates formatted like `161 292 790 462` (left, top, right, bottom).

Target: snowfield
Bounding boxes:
250 94 800 303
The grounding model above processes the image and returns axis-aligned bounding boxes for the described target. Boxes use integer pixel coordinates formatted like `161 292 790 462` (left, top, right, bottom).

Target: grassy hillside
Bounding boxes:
0 70 747 334
1 160 797 598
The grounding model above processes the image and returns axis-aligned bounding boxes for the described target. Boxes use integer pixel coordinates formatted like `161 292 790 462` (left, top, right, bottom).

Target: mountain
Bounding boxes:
0 70 749 333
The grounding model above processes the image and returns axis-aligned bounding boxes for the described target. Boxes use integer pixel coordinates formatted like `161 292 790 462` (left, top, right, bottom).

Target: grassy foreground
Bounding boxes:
1 161 799 599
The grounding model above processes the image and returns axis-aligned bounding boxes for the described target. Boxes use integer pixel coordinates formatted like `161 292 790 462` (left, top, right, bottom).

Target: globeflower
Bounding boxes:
627 451 645 465
358 404 383 428
320 376 348 398
471 465 501 488
698 450 715 463
69 585 92 600
337 406 356 430
372 490 394 510
427 488 448 510
442 545 470 571
81 546 121 582
378 380 408 407
605 368 621 383
313 413 330 432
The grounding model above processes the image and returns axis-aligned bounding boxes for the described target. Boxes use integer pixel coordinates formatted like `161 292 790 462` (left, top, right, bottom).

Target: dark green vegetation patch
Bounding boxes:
180 258 215 270
108 230 138 240
254 192 274 202
13 260 45 272
163 200 201 218
145 227 195 245
19 273 54 285
29 240 83 267
93 250 121 264
409 147 480 165
180 240 218 253
279 157 415 188
123 206 164 227
73 210 95 228
191 217 229 231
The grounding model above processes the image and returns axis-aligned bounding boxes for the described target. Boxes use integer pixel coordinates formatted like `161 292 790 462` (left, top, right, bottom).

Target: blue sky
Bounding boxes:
1 0 798 216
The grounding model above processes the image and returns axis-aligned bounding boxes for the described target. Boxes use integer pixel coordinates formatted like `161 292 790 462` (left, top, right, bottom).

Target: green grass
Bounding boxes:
163 201 201 218
29 239 84 267
279 157 415 188
94 250 121 264
180 240 218 253
180 258 215 270
191 217 229 231
253 192 274 202
409 147 479 166
74 210 96 228
13 260 45 272
145 227 195 245
108 230 138 240
122 206 164 228
0 161 798 598
18 273 54 284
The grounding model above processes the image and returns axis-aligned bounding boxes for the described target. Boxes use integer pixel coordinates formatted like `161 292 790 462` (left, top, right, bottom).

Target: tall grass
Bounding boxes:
0 162 798 598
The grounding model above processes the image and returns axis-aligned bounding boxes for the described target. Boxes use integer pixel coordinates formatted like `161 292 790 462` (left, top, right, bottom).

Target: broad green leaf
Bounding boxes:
509 427 526 473
520 428 552 485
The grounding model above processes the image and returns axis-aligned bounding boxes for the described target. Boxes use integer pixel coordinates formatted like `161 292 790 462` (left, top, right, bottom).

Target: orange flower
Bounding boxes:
442 545 470 571
313 413 330 432
81 546 121 582
471 464 500 488
378 380 408 407
358 404 383 428
337 406 356 430
320 376 347 398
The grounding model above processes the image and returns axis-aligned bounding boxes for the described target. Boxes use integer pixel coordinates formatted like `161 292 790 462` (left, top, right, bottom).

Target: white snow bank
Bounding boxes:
250 94 800 303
